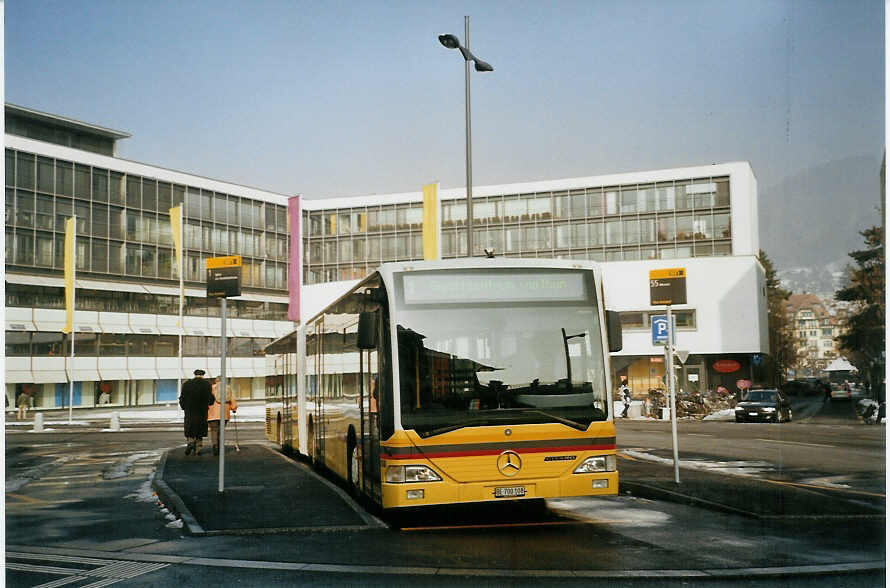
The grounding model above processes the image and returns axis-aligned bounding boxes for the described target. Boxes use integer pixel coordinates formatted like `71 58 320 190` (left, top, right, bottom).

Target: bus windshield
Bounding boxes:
393 268 608 437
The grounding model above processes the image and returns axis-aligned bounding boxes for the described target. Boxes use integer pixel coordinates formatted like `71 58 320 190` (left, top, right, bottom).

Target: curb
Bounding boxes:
621 480 762 518
151 448 207 537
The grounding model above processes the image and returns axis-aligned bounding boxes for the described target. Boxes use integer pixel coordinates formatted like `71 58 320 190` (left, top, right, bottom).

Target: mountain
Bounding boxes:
759 155 881 293
776 262 847 297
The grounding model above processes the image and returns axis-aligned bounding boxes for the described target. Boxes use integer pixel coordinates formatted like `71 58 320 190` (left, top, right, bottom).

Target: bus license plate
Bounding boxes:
494 486 526 498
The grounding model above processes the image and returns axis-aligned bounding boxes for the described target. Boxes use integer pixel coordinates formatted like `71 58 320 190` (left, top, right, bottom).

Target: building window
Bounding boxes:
5 331 30 356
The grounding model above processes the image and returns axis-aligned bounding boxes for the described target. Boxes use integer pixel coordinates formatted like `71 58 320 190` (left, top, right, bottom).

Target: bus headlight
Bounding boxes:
573 455 616 474
385 465 443 483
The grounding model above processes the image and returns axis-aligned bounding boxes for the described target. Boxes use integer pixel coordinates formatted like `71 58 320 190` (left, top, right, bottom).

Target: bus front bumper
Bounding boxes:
382 471 618 508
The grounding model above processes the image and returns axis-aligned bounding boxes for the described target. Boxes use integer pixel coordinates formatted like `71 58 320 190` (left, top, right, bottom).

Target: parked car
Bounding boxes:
830 382 853 400
735 388 792 423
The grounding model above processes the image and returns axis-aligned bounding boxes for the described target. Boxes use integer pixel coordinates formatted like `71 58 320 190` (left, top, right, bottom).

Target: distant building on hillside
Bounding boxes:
786 293 847 376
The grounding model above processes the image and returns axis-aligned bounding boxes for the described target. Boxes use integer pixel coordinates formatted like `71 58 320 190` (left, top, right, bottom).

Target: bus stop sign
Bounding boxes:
206 255 242 298
649 267 687 305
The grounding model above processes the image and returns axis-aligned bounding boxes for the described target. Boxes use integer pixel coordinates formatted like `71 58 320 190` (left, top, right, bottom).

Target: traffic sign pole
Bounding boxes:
667 305 680 484
205 255 241 495
650 267 685 485
218 297 227 493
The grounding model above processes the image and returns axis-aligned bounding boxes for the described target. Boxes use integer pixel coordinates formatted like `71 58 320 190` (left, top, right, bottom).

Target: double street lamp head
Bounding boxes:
438 33 460 49
438 33 494 72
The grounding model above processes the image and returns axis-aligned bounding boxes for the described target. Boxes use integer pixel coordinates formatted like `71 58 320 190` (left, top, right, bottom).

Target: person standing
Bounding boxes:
97 381 112 405
621 384 632 418
179 369 214 456
17 385 32 420
208 377 238 455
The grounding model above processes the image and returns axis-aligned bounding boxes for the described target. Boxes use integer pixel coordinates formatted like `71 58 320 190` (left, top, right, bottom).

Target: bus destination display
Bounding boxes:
401 270 589 305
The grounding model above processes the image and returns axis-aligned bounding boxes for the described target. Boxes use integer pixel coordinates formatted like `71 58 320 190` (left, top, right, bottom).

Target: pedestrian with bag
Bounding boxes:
179 369 214 456
208 377 238 456
17 385 32 420
620 383 632 418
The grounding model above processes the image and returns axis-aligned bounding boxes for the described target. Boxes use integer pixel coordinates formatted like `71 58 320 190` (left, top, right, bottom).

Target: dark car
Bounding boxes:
734 389 791 423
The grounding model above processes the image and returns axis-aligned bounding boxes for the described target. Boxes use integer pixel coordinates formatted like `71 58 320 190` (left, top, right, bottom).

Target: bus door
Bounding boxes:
312 318 326 465
360 345 382 502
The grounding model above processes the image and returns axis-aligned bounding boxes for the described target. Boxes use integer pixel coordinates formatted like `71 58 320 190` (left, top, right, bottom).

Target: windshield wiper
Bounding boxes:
422 423 468 437
524 410 588 431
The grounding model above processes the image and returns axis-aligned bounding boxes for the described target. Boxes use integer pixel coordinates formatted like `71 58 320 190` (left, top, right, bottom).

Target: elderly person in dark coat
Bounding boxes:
180 369 215 455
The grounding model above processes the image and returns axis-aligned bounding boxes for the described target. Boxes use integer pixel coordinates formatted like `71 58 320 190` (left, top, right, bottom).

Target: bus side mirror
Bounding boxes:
606 310 623 352
357 312 378 350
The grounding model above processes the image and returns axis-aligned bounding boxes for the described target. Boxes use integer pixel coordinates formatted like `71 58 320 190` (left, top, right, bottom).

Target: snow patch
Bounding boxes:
124 478 158 502
621 449 775 477
547 496 672 527
702 408 735 421
102 450 162 480
6 456 72 492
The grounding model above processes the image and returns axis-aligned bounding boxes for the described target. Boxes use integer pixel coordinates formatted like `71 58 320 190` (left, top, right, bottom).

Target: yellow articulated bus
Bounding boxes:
265 258 623 510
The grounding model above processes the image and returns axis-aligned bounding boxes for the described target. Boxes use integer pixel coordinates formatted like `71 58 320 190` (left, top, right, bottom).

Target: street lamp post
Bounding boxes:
561 328 586 384
439 16 493 258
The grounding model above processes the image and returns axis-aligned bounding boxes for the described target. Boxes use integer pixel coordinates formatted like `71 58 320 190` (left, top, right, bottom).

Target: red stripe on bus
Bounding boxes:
381 444 616 460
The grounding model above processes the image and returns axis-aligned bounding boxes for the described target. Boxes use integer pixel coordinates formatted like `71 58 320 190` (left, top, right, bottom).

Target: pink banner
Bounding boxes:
287 196 301 321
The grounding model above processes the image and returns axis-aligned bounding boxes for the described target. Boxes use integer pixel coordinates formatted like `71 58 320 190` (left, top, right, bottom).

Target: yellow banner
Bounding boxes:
649 267 686 279
169 205 184 318
169 205 182 276
422 182 440 260
62 217 75 334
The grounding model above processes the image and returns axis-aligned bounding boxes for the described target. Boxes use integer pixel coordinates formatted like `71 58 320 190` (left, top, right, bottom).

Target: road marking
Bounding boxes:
760 478 885 498
6 545 885 579
755 439 834 448
686 434 713 437
6 492 49 505
7 551 169 587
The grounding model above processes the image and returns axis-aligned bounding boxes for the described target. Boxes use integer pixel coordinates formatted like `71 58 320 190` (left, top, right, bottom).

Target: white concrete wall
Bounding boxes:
602 256 768 356
300 255 770 361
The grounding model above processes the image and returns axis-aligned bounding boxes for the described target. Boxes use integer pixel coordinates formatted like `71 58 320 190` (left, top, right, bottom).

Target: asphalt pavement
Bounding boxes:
153 434 884 539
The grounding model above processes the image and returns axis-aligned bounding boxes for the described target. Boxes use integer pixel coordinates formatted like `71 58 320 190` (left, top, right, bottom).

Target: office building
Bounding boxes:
5 103 769 409
5 104 294 410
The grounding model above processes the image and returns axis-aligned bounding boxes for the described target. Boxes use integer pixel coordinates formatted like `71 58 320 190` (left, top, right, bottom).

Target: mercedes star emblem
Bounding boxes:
497 450 522 477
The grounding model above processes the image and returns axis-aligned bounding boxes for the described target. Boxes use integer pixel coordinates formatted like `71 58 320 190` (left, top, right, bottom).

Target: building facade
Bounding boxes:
5 104 294 410
300 162 770 397
786 293 848 377
5 103 770 409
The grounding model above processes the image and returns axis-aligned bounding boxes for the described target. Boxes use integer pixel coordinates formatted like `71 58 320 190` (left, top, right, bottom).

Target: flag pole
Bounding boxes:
177 206 184 398
68 217 76 425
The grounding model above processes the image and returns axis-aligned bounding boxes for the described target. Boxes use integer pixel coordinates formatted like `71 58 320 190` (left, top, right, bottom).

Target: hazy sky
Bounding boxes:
5 2 884 212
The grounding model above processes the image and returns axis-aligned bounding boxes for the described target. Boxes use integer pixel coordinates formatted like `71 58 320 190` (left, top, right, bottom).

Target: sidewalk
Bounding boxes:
153 441 385 536
618 453 885 519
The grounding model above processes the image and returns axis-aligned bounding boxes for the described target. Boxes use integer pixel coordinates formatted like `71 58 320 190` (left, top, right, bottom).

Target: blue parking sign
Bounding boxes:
651 315 676 346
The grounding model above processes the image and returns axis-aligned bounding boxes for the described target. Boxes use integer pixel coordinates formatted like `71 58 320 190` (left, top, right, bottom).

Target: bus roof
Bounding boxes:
263 258 604 356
